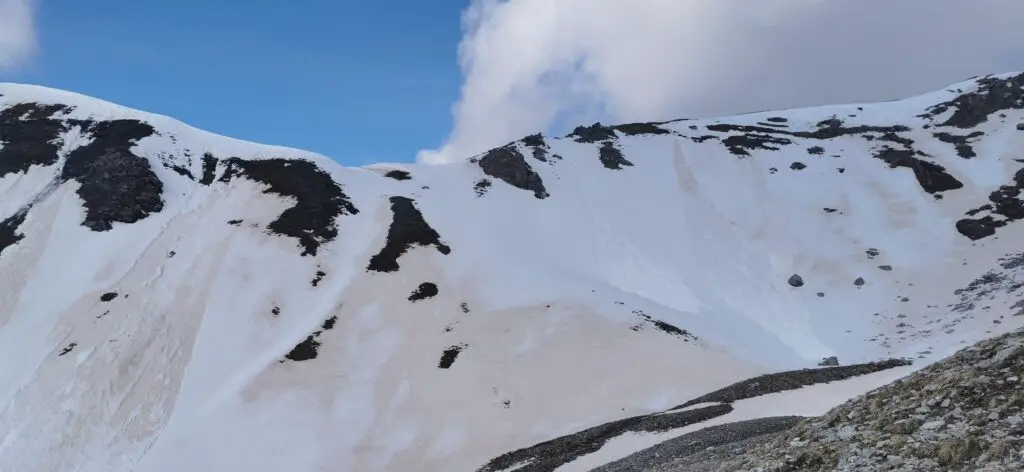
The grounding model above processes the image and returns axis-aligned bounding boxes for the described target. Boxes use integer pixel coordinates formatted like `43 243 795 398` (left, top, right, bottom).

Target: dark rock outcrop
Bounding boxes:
0 103 70 178
933 131 985 158
476 144 549 199
919 73 1024 128
700 119 965 195
872 147 963 194
568 122 618 143
199 152 219 185
367 196 451 273
282 316 338 362
598 141 633 170
217 157 359 256
612 122 671 136
957 166 1024 240
384 169 412 181
0 210 28 256
61 120 164 231
521 134 556 162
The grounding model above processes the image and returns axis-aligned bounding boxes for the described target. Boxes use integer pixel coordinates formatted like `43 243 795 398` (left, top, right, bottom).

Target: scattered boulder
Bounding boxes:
788 274 805 287
818 356 840 367
408 282 439 302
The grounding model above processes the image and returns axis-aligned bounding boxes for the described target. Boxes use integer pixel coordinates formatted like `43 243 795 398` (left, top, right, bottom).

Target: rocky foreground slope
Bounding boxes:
631 328 1024 472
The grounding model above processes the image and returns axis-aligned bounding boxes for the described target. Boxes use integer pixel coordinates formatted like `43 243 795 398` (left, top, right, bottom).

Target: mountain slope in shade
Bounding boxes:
1 73 1024 471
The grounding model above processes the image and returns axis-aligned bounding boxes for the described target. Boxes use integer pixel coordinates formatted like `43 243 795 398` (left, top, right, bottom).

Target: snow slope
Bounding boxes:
2 73 1024 472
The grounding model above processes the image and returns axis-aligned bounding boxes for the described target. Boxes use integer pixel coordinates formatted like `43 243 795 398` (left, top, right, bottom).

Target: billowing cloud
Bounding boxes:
0 0 38 70
419 0 1024 164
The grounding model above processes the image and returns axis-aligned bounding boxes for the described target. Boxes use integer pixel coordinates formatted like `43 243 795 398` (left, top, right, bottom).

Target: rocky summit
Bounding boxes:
3 73 1024 471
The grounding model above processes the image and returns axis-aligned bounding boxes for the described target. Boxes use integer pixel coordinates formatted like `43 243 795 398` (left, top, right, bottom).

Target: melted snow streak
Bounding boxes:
6 73 1024 472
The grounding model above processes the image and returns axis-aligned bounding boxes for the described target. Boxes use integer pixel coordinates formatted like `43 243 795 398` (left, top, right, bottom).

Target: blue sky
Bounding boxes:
3 1 1021 167
1 1 466 166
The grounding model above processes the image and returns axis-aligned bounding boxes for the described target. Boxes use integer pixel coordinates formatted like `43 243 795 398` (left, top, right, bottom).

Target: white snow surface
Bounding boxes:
1 74 1024 471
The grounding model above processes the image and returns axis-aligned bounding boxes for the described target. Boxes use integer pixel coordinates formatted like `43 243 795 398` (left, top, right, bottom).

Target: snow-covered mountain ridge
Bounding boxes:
2 73 1024 471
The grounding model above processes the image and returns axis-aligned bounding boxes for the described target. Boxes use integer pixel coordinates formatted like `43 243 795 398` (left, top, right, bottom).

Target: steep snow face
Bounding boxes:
1 73 1024 471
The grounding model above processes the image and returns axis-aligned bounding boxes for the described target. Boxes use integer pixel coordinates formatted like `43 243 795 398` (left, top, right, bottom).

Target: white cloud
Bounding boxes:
419 0 1024 164
0 0 38 70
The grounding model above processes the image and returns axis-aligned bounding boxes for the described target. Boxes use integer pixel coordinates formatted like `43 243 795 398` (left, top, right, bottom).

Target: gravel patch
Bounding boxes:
475 404 733 472
668 359 912 411
593 416 803 472
714 328 1024 471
